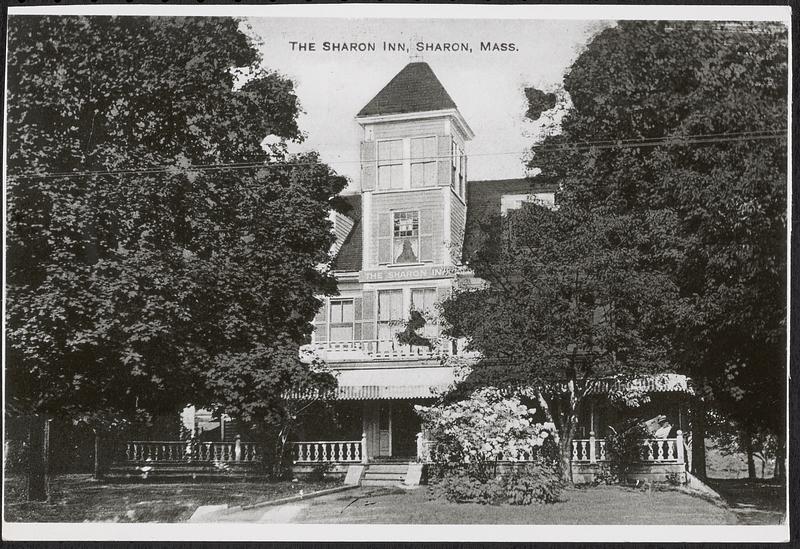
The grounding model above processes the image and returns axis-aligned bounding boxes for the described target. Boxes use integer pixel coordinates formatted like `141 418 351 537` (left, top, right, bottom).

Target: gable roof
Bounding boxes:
357 62 458 117
331 194 362 272
462 178 557 263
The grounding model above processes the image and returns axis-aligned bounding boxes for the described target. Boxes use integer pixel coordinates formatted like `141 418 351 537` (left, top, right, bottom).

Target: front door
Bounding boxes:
378 403 392 456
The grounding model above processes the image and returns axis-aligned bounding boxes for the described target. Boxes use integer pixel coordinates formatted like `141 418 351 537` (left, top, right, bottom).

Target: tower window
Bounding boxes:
411 136 437 188
392 211 420 264
377 139 404 190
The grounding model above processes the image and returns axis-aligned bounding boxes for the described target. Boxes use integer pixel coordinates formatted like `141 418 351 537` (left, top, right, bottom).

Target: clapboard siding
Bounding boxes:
451 193 466 260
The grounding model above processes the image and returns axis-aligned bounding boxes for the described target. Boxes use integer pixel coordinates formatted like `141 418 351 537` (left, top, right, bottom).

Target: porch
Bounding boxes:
111 431 689 484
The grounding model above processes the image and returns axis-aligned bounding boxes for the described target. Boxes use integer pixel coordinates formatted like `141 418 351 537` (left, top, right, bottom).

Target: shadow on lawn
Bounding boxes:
705 478 786 525
3 474 340 523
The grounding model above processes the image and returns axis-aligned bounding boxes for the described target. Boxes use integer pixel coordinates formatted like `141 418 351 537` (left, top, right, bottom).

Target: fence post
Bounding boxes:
416 432 424 462
234 435 242 461
676 430 685 464
361 432 368 464
589 431 597 464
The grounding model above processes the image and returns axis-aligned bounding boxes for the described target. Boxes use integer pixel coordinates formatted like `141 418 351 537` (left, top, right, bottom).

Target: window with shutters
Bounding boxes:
411 287 440 339
410 136 437 188
329 299 354 342
377 290 404 351
392 210 420 264
377 139 404 190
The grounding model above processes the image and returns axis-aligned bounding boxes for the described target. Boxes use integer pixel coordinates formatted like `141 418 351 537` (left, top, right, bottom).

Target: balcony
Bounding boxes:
300 338 470 363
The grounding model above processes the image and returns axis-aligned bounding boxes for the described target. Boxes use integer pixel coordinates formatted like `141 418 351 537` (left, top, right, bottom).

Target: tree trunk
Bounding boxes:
93 432 102 480
773 437 785 481
690 400 707 479
744 434 756 480
559 436 573 483
27 416 50 501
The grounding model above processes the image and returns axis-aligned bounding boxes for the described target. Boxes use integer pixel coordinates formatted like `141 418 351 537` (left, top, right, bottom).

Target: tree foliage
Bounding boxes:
6 16 346 433
526 21 788 438
442 201 677 480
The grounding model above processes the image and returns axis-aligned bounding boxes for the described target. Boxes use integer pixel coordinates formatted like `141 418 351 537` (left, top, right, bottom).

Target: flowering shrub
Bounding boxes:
418 388 562 505
416 387 554 463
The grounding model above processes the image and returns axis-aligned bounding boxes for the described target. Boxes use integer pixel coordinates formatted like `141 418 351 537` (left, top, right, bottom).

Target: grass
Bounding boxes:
242 484 740 525
4 474 340 523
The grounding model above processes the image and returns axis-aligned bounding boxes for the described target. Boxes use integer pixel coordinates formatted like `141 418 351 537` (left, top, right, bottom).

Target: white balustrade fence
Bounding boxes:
292 439 365 464
125 436 260 463
415 431 686 465
571 431 685 464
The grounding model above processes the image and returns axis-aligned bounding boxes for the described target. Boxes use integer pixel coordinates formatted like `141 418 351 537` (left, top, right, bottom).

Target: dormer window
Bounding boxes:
377 139 404 190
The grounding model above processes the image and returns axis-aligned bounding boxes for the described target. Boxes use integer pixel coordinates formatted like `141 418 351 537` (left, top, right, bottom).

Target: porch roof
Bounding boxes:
333 366 456 400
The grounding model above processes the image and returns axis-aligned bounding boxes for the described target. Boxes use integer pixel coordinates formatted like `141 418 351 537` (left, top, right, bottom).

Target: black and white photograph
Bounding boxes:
2 4 791 543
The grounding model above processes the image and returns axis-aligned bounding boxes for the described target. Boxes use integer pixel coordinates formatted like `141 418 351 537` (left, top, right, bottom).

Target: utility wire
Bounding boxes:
6 129 787 181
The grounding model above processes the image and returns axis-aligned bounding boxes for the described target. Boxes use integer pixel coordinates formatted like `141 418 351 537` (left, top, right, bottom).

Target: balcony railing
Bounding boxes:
301 337 468 362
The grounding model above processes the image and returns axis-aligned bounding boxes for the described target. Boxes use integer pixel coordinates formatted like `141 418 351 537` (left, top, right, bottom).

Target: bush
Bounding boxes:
4 440 29 474
431 459 563 505
307 462 333 482
605 421 652 484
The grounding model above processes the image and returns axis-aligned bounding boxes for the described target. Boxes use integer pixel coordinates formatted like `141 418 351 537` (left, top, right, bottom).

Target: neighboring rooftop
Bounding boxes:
330 194 362 272
462 178 557 263
357 62 458 118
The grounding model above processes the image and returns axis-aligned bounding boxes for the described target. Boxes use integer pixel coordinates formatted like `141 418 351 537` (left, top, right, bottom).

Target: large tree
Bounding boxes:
524 21 788 477
6 16 345 497
442 203 677 481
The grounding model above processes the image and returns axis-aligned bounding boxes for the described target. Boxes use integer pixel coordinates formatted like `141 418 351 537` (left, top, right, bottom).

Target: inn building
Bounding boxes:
122 62 692 484
299 61 557 460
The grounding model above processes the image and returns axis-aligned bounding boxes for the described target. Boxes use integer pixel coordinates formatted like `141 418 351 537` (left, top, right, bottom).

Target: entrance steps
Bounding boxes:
361 463 409 487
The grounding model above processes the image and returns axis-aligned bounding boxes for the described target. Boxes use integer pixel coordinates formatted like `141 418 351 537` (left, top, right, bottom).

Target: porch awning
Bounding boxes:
332 366 456 400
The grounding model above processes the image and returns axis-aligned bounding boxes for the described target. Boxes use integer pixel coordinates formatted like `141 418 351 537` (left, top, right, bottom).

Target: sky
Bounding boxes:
245 18 608 192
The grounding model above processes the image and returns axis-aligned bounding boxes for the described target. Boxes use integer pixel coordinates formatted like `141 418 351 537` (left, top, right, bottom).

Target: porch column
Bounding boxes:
361 432 368 464
676 430 685 464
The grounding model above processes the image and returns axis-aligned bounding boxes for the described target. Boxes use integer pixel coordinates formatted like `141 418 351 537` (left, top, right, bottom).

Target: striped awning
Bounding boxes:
286 369 691 401
285 366 456 401
332 366 456 400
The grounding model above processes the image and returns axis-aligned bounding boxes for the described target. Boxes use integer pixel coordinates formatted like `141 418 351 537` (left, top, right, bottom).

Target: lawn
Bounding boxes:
4 474 339 523
216 484 739 525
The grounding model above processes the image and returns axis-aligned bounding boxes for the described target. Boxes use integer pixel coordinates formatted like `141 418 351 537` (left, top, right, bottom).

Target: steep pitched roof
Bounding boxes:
357 62 458 117
331 194 362 272
462 178 557 263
